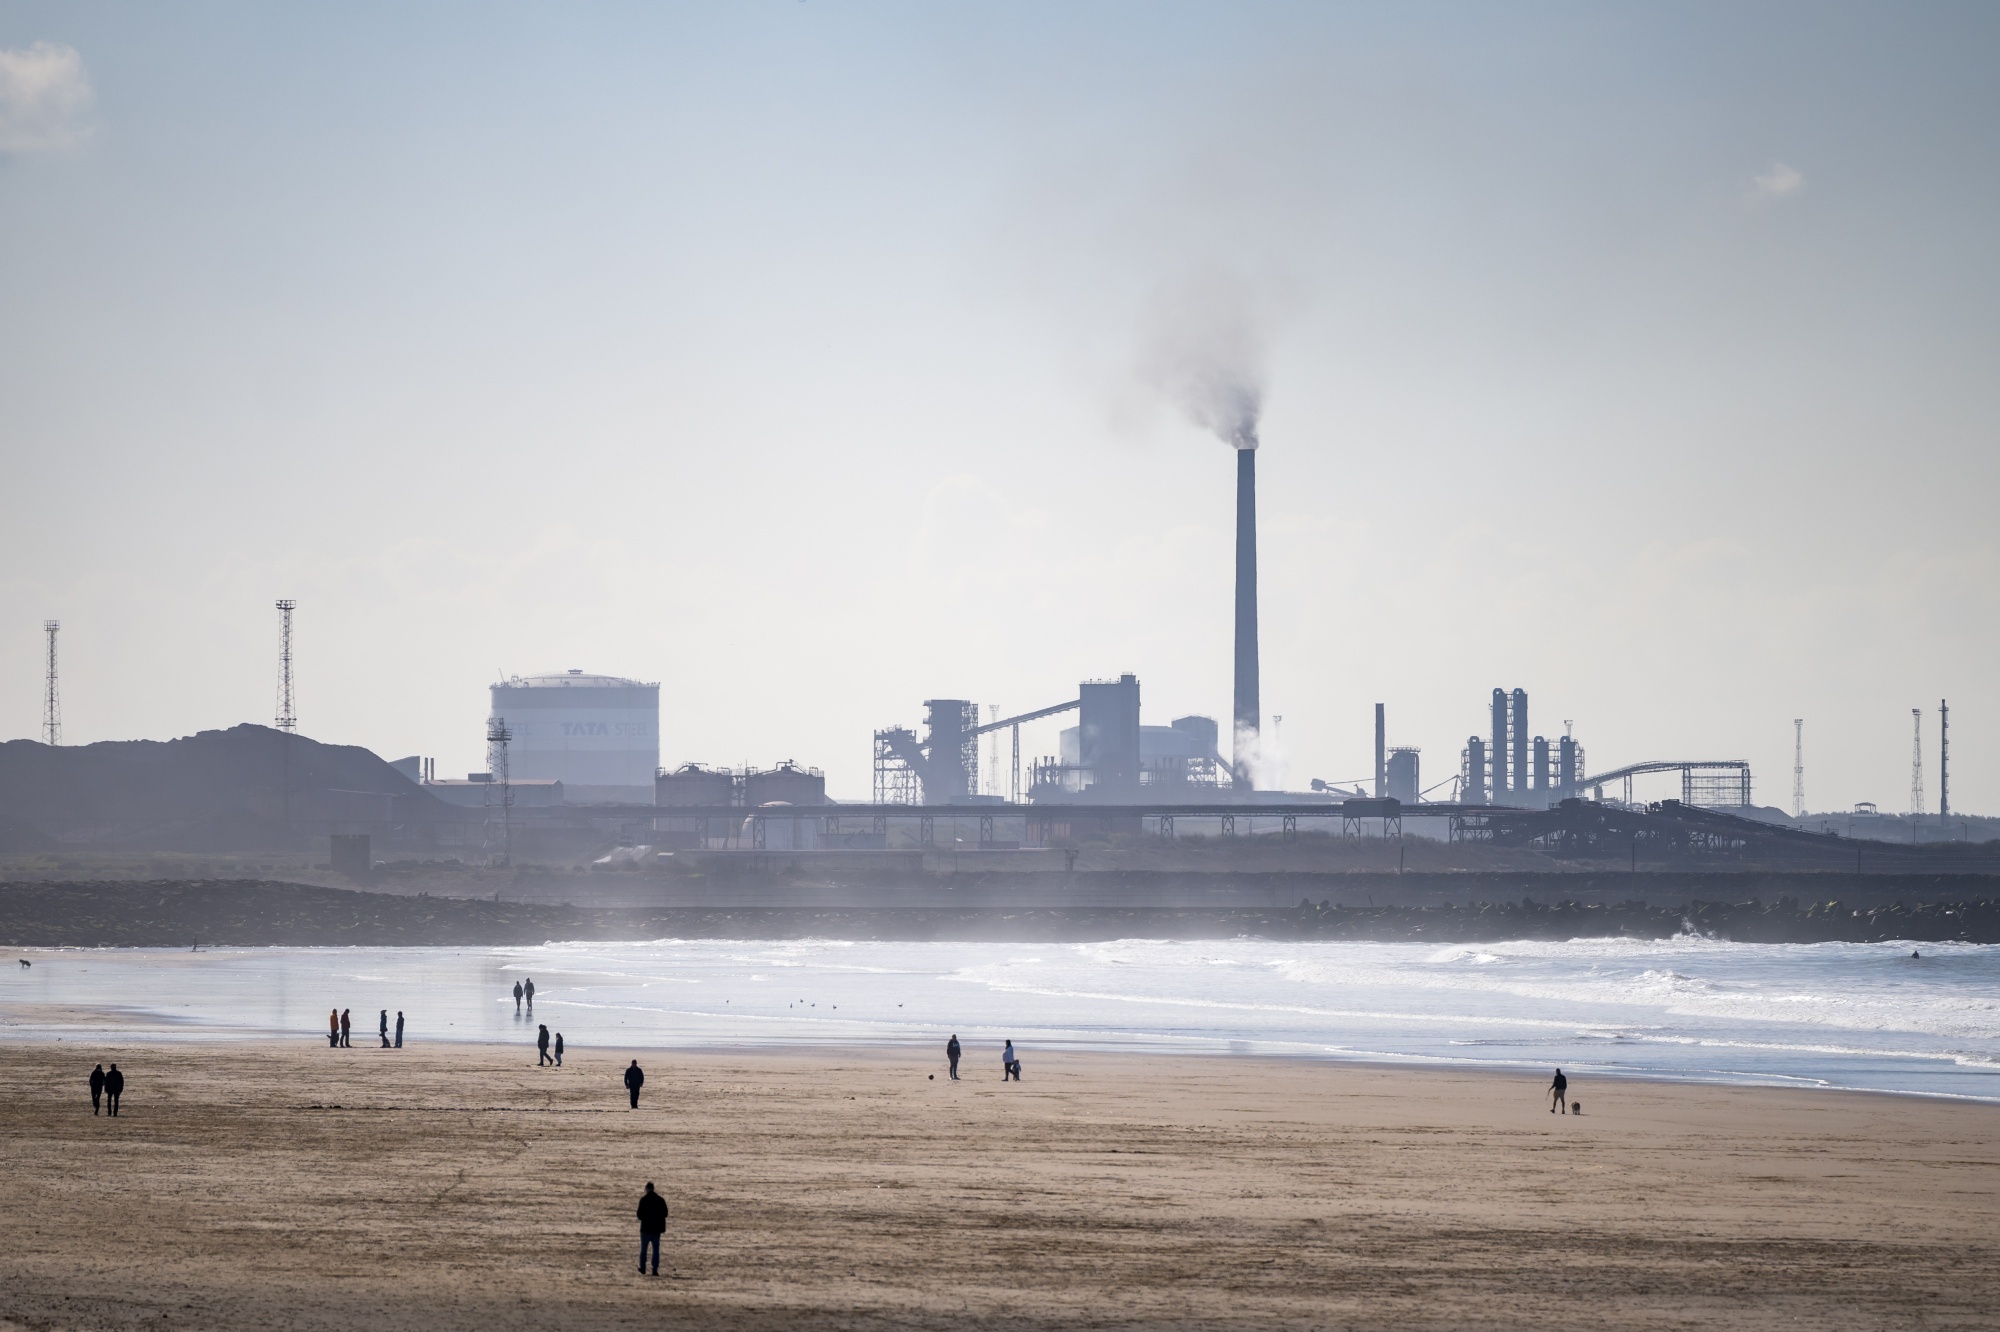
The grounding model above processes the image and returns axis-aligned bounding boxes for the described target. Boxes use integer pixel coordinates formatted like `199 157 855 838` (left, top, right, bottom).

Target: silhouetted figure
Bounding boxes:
394 1011 404 1048
524 977 535 1008
946 1034 961 1080
89 1063 105 1115
537 1024 552 1066
329 1008 340 1048
554 1032 564 1067
105 1063 124 1116
340 1009 352 1048
625 1060 645 1109
1550 1068 1569 1114
513 980 524 1013
379 1009 391 1048
636 1181 668 1276
1002 1040 1020 1081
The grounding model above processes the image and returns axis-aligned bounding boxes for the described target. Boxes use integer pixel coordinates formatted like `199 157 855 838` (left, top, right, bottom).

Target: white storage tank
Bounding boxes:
490 670 659 804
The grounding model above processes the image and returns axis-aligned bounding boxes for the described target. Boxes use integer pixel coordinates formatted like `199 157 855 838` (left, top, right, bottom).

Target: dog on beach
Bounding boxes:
18 959 27 968
1571 1101 1582 1115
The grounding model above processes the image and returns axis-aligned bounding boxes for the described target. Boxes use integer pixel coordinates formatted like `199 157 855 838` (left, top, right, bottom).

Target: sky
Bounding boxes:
2 1 1995 813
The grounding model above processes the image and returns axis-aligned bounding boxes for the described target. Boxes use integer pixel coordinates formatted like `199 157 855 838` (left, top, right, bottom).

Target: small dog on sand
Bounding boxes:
1570 1101 1582 1115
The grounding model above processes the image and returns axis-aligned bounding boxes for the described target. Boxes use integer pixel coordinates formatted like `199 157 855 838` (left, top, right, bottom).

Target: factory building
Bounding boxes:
655 761 828 808
656 763 735 807
1056 712 1225 794
490 670 659 805
1462 688 1583 807
1386 747 1421 804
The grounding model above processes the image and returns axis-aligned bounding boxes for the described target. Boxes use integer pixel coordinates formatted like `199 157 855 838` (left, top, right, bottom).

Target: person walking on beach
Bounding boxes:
537 1024 552 1067
89 1063 105 1114
524 977 536 1008
625 1059 645 1109
105 1063 124 1116
513 980 524 1013
1549 1068 1569 1114
379 1009 391 1048
1002 1040 1020 1081
340 1009 352 1048
636 1182 668 1276
553 1032 564 1067
329 1008 340 1048
947 1034 961 1080
394 1011 404 1048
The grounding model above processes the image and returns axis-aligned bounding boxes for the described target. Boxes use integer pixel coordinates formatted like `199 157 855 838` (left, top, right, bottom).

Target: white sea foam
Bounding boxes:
5 937 1998 1100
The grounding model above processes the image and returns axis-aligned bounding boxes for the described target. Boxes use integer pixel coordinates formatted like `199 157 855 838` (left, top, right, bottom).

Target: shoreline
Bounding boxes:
9 935 1998 1104
10 1007 1999 1106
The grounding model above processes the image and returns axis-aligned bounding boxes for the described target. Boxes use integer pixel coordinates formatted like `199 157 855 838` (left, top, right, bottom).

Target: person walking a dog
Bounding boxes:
1549 1068 1569 1114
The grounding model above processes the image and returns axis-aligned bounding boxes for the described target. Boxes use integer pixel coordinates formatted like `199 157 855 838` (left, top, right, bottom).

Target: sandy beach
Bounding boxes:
3 1038 1997 1330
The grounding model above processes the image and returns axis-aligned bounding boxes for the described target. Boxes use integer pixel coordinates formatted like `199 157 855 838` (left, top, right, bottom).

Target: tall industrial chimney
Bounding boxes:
1232 447 1259 788
1490 689 1507 801
1374 703 1386 799
1511 689 1528 799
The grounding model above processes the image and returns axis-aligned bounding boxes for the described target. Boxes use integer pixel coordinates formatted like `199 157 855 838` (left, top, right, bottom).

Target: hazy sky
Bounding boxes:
3 1 1995 812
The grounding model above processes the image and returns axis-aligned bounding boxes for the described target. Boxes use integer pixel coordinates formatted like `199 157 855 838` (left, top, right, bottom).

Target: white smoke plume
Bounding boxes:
1140 270 1268 450
0 42 93 155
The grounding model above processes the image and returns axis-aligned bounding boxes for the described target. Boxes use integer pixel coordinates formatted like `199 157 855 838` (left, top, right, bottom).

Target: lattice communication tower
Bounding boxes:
42 620 60 746
274 600 297 733
486 714 514 864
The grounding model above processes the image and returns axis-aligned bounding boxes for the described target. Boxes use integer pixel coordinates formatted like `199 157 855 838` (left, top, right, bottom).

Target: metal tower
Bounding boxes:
1791 719 1804 818
41 620 60 746
486 715 514 865
274 600 297 733
1939 700 1950 825
1910 708 1924 818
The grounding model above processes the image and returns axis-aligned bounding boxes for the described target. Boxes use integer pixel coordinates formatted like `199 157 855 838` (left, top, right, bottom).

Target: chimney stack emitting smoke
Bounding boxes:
1141 275 1267 788
1233 436 1259 787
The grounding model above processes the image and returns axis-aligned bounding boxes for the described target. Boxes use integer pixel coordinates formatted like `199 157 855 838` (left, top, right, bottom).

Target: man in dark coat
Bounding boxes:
624 1059 644 1109
340 1009 351 1048
394 1011 404 1048
524 977 536 1008
379 1009 391 1048
104 1063 124 1116
946 1034 961 1080
513 980 523 1012
537 1024 552 1066
89 1063 105 1114
636 1182 668 1276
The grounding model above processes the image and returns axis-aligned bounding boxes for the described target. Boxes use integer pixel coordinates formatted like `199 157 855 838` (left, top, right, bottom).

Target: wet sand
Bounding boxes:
3 1039 1997 1330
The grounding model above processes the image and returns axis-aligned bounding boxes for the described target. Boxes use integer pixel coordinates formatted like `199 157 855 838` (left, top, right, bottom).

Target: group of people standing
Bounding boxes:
327 1007 404 1049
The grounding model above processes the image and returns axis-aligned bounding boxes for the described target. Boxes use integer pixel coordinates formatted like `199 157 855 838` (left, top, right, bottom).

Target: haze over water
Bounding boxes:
8 936 1998 1101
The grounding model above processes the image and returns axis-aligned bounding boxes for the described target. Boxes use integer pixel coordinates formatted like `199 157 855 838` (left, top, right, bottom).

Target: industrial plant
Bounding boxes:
16 429 1983 874
365 435 1779 831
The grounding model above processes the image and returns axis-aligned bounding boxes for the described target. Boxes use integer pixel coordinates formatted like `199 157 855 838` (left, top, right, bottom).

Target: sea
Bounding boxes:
6 935 1999 1100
